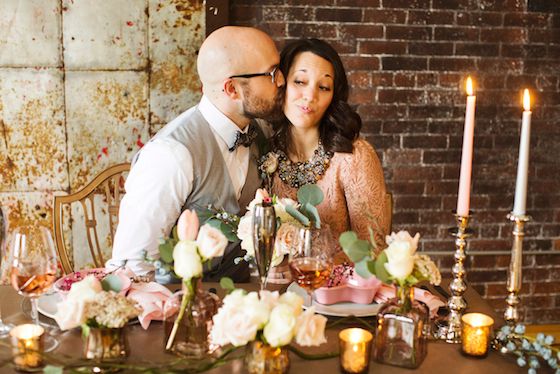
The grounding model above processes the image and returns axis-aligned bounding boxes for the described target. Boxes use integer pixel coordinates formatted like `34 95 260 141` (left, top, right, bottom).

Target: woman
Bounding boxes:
267 38 390 262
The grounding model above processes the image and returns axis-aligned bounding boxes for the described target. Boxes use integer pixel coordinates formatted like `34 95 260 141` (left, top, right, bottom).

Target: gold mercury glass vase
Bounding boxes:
244 341 290 374
374 285 429 369
83 327 129 361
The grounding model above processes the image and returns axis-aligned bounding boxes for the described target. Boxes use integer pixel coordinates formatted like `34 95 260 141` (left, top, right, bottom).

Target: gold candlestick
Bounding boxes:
504 212 530 325
435 212 473 343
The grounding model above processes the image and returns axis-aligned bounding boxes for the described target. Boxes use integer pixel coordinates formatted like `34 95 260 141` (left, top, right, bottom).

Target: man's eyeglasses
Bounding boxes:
229 66 279 84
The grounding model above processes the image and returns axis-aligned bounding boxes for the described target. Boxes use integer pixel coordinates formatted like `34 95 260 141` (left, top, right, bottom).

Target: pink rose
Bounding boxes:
295 307 327 346
177 209 199 241
196 224 228 260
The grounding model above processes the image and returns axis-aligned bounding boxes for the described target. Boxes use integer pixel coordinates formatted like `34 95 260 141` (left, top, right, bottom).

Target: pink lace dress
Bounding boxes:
272 138 390 263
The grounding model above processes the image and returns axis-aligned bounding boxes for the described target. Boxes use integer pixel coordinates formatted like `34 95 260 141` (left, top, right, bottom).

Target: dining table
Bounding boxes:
0 279 526 373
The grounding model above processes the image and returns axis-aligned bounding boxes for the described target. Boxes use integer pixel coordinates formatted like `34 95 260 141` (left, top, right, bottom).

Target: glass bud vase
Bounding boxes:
374 285 428 369
83 327 129 361
163 279 221 359
244 341 290 374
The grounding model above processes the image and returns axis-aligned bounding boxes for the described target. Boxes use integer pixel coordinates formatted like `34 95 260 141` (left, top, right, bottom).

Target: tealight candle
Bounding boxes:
10 324 44 370
339 328 373 374
461 313 494 357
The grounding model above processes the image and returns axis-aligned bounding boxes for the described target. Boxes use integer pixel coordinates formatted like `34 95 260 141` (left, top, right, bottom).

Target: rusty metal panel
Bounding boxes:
63 0 148 70
65 71 149 190
149 0 204 124
0 68 68 192
0 0 62 67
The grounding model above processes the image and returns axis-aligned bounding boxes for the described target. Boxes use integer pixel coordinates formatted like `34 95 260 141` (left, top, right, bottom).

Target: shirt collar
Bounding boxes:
198 95 247 150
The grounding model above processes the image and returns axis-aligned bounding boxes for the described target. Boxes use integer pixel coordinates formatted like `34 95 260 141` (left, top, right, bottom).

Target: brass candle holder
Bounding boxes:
435 212 473 343
504 212 531 325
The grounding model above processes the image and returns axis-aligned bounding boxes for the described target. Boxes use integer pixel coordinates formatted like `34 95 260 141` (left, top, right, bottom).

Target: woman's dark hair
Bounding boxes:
273 38 361 154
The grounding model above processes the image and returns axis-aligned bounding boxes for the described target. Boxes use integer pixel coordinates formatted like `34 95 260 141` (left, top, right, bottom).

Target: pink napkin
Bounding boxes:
373 284 446 318
127 281 174 329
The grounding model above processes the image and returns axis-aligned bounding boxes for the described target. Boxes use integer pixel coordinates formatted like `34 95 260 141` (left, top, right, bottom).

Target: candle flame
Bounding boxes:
523 89 531 111
466 77 474 96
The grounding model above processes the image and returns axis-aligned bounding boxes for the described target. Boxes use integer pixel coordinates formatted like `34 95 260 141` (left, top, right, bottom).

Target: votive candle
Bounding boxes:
461 313 494 357
339 328 373 374
457 76 476 217
10 324 44 370
512 89 532 216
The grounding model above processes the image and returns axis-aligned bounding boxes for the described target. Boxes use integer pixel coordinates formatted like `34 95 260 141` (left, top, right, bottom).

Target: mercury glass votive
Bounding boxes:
461 313 494 357
10 324 45 371
339 328 373 374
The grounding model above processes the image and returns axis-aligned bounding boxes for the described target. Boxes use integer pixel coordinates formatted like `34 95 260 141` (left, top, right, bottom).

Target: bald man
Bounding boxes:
107 27 285 280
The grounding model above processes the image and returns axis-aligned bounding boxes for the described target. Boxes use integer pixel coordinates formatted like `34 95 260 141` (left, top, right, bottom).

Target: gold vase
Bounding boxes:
83 327 129 361
244 341 290 374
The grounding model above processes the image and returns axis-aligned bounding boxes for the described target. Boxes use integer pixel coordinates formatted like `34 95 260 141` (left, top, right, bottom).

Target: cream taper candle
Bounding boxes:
512 89 532 216
457 77 476 217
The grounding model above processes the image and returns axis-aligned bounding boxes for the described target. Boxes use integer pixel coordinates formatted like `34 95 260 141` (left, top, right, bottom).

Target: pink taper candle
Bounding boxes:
457 77 476 217
512 89 532 216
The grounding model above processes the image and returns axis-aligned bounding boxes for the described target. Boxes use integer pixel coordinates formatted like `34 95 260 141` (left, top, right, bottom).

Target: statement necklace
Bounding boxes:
277 141 334 189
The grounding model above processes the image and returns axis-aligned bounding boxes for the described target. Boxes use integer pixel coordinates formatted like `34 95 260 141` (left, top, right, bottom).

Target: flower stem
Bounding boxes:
166 279 194 350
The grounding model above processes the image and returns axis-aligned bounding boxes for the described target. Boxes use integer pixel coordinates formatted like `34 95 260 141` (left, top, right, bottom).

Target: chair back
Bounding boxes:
53 163 130 274
385 192 393 234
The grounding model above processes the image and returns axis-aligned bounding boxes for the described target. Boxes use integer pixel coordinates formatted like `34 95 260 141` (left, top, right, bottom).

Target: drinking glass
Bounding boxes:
252 202 277 290
288 225 334 304
9 225 59 350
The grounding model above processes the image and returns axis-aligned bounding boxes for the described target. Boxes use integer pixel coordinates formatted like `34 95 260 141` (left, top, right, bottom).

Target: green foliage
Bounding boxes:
219 277 235 293
44 366 63 374
158 238 176 264
287 184 323 228
101 274 123 292
339 231 390 283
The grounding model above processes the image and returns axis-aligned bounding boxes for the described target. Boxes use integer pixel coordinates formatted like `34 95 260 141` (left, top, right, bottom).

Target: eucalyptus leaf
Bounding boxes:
220 277 235 293
297 184 324 206
158 240 175 264
101 274 123 292
286 204 310 226
373 251 391 283
354 259 373 279
301 203 321 229
81 324 90 339
44 365 64 374
339 231 358 250
345 239 372 263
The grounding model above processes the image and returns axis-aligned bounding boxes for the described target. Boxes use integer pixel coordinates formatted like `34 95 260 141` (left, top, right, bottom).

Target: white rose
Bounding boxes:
54 275 102 330
295 307 327 346
383 231 420 281
173 241 202 280
244 292 271 329
211 291 260 346
258 290 280 312
278 291 303 317
196 224 228 260
237 214 254 258
274 198 300 223
263 304 297 347
67 275 103 303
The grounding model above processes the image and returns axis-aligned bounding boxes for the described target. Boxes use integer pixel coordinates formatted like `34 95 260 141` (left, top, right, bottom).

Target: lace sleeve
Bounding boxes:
341 139 389 253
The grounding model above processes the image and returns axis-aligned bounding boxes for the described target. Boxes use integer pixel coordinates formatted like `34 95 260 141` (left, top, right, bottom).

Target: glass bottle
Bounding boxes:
374 285 428 369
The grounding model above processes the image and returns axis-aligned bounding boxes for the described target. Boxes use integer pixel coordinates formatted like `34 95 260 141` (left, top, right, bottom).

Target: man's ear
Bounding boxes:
223 79 241 99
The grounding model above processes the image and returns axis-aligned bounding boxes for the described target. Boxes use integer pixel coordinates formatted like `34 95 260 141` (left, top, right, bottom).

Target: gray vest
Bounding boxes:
139 107 262 217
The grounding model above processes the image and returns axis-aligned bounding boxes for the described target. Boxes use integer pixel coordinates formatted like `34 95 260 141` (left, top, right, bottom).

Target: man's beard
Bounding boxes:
242 85 285 122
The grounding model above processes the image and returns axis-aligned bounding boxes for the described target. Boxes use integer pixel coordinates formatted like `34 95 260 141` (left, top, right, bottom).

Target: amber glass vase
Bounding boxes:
244 341 290 374
163 279 220 359
374 285 428 369
83 327 129 361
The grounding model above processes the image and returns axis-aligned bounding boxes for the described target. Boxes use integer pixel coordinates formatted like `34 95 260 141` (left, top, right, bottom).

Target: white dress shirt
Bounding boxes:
107 96 250 274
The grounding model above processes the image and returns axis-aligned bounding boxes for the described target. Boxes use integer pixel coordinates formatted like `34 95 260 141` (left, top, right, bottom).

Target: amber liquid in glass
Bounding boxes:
10 268 56 297
289 258 331 291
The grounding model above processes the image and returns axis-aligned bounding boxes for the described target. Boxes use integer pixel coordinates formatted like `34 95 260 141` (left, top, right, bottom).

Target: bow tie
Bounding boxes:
229 125 258 152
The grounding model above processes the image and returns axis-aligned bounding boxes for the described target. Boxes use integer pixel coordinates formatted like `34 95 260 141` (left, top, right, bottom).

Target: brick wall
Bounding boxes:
230 0 560 323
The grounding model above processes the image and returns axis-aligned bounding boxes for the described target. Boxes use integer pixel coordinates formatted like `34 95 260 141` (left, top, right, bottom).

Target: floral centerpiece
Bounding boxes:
210 287 327 373
340 229 441 369
54 275 142 360
237 184 324 268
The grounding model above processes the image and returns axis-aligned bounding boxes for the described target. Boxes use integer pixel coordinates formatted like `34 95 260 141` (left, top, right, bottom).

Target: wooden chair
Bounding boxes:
53 163 130 274
385 191 393 234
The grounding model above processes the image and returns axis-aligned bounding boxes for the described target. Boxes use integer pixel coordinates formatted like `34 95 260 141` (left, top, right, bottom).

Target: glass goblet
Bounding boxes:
252 202 277 290
288 225 334 304
10 225 59 350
